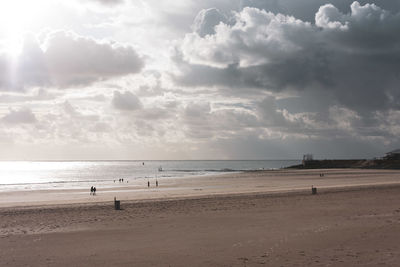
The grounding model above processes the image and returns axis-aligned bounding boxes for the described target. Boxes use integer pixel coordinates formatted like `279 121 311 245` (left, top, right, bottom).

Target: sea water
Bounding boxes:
0 160 300 191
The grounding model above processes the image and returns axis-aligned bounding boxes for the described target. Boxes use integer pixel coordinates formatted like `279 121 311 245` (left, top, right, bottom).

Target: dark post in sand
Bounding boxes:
114 197 121 210
312 185 317 195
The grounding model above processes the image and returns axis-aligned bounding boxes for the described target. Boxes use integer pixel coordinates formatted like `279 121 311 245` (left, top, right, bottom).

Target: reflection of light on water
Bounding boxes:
0 160 301 192
0 161 76 172
0 161 82 185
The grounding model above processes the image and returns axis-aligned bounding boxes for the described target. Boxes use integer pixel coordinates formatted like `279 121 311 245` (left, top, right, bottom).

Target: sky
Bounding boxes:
0 0 399 160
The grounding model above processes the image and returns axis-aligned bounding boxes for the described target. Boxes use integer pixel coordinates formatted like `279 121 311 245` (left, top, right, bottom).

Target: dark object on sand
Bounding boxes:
312 186 317 195
114 197 120 210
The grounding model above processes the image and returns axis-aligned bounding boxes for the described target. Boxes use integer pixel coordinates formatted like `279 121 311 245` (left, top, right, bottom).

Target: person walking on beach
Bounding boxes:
93 187 96 195
156 180 158 187
90 186 94 195
148 181 150 188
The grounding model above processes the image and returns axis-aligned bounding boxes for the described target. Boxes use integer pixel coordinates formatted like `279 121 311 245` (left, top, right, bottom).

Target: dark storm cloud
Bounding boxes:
0 31 144 90
208 133 393 159
241 0 400 22
153 1 241 35
175 2 400 113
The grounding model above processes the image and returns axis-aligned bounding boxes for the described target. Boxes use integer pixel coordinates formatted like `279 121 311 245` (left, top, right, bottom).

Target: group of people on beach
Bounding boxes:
114 178 128 183
91 178 159 195
90 186 97 195
148 180 159 187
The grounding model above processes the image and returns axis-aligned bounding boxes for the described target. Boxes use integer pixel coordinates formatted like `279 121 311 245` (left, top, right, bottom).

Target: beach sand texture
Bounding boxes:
1 169 400 266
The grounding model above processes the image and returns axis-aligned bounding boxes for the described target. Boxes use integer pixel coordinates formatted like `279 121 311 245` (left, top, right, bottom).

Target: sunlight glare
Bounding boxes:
0 0 51 55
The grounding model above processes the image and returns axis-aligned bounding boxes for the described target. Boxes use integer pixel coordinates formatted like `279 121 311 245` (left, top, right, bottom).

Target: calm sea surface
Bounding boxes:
0 160 300 191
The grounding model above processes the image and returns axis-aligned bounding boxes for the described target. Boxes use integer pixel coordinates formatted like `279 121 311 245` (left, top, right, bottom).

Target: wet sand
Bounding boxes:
1 169 400 266
1 168 400 207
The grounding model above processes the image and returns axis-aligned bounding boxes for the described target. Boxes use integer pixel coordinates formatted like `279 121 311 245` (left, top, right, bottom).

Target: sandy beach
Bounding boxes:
2 168 400 208
1 169 400 266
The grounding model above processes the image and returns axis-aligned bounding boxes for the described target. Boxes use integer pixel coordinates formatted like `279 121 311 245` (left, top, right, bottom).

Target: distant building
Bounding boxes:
385 149 400 160
302 154 313 166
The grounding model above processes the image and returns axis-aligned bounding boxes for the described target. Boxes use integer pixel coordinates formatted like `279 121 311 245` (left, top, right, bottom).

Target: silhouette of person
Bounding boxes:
90 186 93 195
93 187 96 195
148 181 150 187
156 180 158 187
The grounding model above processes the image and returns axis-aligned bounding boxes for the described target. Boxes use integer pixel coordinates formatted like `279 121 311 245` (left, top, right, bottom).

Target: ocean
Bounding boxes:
0 160 300 192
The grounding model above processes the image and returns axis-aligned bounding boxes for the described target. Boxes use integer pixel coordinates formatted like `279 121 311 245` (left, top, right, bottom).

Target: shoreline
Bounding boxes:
1 168 400 208
2 181 400 212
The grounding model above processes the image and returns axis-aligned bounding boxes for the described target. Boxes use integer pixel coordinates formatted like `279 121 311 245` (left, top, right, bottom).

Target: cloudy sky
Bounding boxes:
0 0 399 160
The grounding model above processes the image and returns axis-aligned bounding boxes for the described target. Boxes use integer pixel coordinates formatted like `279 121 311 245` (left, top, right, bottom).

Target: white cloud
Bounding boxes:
0 0 399 159
0 30 144 90
43 31 144 87
112 91 142 111
315 4 348 29
181 7 311 68
2 108 37 124
88 0 124 6
176 2 400 113
192 8 228 37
